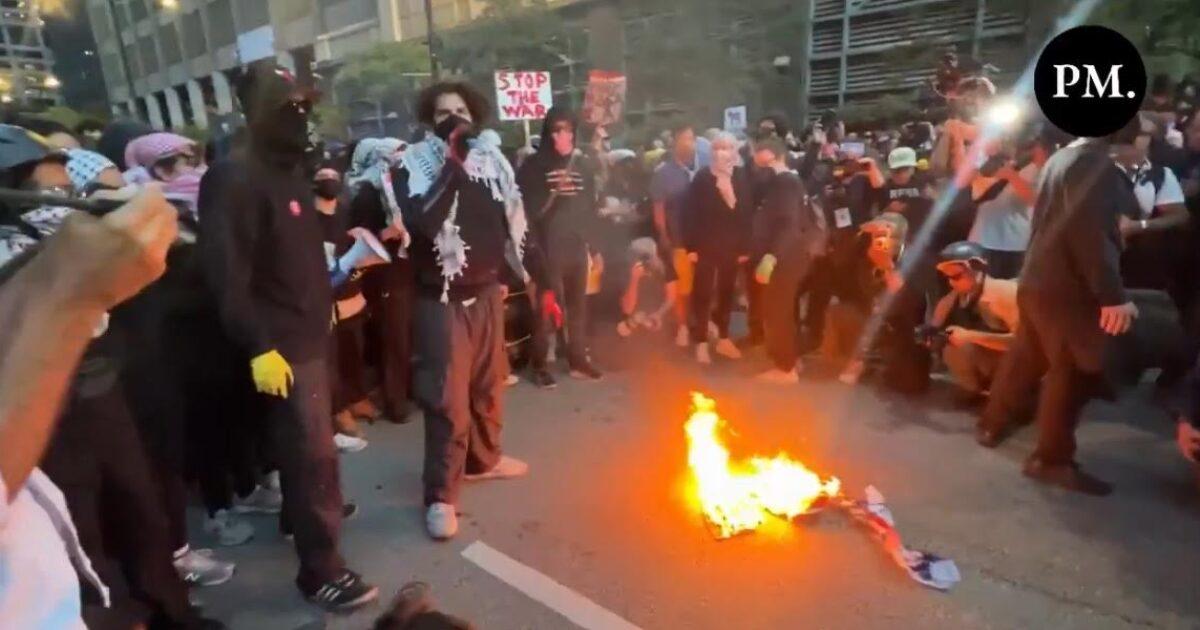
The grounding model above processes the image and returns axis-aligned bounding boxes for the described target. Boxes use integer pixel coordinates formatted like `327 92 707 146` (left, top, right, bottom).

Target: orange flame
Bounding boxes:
685 392 841 539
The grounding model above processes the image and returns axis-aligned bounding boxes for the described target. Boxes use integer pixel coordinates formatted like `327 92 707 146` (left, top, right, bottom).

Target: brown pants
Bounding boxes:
414 285 506 506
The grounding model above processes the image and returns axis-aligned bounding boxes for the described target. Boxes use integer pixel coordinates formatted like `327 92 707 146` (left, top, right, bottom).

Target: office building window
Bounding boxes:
124 41 143 78
237 0 270 30
128 0 148 23
182 10 206 58
323 0 377 32
159 23 182 66
139 34 159 74
206 0 236 48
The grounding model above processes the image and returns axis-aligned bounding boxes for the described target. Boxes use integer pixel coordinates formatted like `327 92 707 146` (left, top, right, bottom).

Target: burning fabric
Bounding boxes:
684 393 961 591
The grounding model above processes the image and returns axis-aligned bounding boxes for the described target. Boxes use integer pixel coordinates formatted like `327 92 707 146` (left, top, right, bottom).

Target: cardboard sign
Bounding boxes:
724 105 747 135
495 71 553 121
582 70 627 127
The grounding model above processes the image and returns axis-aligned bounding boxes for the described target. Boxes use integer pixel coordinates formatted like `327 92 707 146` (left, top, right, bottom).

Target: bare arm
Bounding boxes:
966 330 1015 352
652 200 671 248
0 189 175 500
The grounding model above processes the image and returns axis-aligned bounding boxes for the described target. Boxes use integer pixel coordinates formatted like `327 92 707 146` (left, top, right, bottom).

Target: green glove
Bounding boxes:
755 254 777 285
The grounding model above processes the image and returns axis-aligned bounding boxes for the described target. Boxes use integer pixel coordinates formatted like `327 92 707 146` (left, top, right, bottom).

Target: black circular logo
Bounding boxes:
1034 25 1146 137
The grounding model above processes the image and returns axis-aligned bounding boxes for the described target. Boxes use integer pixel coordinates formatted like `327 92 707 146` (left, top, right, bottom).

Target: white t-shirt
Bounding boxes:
969 163 1041 252
0 469 108 630
1124 162 1185 218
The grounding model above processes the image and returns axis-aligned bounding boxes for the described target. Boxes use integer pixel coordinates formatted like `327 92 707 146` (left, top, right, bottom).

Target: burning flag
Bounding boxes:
684 392 839 538
684 392 961 591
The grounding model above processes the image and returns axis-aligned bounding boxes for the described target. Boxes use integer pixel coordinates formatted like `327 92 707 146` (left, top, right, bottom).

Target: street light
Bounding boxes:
43 74 60 89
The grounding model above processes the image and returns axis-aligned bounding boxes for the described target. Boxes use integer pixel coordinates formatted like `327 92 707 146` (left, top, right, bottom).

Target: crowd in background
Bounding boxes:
0 54 1199 630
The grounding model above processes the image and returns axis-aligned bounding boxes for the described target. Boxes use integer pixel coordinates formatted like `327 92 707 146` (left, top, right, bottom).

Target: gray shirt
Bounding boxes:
651 156 698 244
969 162 1041 252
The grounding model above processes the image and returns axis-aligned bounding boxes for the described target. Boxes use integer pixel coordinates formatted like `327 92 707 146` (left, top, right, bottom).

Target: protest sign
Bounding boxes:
495 71 553 121
724 105 748 135
582 70 627 127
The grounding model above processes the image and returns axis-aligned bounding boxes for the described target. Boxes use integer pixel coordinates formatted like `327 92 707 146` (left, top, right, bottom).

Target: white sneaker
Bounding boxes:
426 502 458 540
757 368 800 385
708 321 719 339
504 373 520 387
233 485 283 515
695 343 712 365
675 325 690 347
464 455 529 481
173 547 235 586
204 509 254 546
263 470 281 492
714 338 742 360
334 433 369 453
838 359 866 385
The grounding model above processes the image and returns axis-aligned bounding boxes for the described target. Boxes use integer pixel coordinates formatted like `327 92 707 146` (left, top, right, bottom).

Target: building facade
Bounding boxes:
85 0 488 130
1 0 61 107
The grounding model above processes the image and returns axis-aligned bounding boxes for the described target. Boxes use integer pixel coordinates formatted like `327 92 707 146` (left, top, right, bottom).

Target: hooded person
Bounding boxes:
196 64 379 611
95 119 153 169
515 105 603 388
391 81 537 541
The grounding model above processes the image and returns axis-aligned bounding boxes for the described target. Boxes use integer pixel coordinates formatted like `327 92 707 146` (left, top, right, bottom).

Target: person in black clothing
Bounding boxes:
975 122 1142 497
685 132 753 365
197 65 378 610
516 106 603 386
750 135 824 383
0 125 221 629
394 82 537 541
346 138 416 425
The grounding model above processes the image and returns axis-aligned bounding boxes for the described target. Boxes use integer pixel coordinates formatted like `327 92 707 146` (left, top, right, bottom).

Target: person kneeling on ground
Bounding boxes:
928 241 1019 404
616 237 677 338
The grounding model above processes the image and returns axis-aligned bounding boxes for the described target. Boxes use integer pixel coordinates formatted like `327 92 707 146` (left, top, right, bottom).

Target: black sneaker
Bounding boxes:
306 570 380 612
530 369 558 389
569 362 603 381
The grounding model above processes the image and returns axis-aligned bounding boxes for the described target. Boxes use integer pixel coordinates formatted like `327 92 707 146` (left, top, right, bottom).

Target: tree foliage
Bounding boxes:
439 0 572 92
335 41 431 105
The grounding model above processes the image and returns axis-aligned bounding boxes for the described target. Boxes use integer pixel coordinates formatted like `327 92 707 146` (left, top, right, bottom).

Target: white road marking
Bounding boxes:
461 541 642 630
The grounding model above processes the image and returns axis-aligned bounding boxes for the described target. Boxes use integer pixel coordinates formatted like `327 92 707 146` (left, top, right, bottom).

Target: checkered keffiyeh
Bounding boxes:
123 132 195 171
65 149 116 191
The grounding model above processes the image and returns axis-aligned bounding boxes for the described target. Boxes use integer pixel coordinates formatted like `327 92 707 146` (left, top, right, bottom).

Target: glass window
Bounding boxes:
206 0 236 48
139 34 159 74
159 23 182 66
182 10 206 58
128 0 149 23
238 0 271 30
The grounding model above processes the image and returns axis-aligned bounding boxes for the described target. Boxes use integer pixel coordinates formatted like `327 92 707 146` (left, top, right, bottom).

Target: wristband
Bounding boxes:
1139 219 1148 230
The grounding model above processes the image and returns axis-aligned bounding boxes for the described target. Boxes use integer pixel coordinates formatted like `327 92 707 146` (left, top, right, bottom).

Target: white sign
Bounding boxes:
495 71 553 121
724 105 748 135
236 25 276 64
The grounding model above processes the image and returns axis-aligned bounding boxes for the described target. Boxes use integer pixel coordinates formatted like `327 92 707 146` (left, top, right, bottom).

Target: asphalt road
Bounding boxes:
195 334 1200 630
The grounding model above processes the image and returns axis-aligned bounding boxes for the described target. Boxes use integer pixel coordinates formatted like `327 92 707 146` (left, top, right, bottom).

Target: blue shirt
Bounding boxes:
651 156 699 244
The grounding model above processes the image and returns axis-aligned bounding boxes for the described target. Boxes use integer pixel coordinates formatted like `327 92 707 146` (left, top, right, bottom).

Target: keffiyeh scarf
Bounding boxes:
65 149 116 192
401 131 528 302
346 137 407 226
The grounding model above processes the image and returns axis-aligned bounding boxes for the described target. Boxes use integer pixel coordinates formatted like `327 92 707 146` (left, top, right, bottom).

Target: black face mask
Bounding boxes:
253 101 309 156
435 114 472 141
314 180 342 201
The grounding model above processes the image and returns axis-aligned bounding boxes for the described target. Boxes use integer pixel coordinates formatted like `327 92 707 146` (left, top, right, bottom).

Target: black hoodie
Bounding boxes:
197 69 331 362
516 106 598 269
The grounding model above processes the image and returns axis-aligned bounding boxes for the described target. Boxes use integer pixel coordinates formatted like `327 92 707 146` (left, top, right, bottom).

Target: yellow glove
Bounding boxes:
251 350 294 399
755 254 777 285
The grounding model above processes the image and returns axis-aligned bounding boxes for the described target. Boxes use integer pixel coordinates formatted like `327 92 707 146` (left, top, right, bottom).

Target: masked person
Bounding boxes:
0 125 224 628
516 106 602 387
975 121 1142 496
750 135 825 383
197 65 378 610
393 82 533 540
123 132 207 218
685 132 753 365
928 241 1019 403
346 138 415 425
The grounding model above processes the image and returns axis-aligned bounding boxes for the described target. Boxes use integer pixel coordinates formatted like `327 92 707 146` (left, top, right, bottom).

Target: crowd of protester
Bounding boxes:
1 57 1199 629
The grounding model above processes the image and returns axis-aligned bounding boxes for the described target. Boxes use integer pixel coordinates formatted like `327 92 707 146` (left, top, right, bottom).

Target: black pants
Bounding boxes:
414 285 506 506
532 247 589 369
331 311 369 413
363 260 415 422
983 248 1024 280
264 357 346 591
980 292 1102 465
763 253 811 371
40 382 193 628
691 257 739 343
